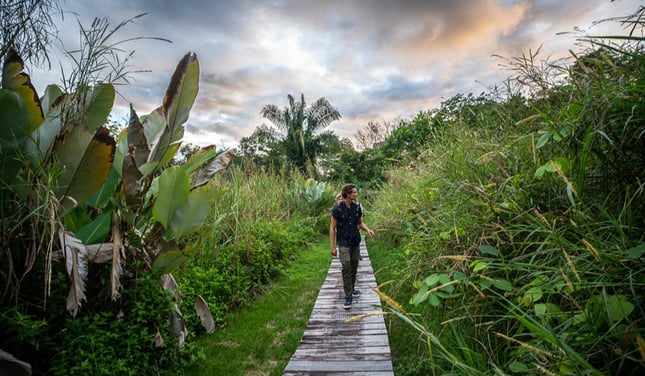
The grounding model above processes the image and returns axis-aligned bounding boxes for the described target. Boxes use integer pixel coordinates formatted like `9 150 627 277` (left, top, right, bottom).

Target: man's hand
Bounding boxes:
366 229 375 236
330 247 337 257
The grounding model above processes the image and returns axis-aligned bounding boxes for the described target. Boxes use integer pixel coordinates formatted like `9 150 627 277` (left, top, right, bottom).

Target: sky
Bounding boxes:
30 0 642 150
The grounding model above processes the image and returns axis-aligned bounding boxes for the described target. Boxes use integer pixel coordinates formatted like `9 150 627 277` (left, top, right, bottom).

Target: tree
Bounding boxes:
355 120 395 150
238 124 286 172
260 93 342 177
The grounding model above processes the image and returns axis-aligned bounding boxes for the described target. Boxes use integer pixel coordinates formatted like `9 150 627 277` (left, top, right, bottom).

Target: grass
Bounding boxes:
368 238 438 376
183 235 331 376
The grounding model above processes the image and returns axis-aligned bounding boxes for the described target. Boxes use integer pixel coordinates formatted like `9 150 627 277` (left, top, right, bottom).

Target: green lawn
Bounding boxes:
183 235 330 376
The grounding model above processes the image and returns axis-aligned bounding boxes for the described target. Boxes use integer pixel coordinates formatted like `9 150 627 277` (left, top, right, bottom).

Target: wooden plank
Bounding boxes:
283 238 394 375
284 360 393 372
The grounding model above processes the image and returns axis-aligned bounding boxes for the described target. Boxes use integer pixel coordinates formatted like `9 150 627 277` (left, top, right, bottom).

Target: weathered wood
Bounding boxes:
283 238 394 375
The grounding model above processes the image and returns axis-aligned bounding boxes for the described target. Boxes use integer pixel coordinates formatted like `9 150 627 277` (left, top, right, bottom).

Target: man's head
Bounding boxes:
341 184 357 199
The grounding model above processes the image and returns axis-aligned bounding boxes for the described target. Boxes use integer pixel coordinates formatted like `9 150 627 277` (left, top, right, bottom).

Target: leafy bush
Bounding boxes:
48 272 193 376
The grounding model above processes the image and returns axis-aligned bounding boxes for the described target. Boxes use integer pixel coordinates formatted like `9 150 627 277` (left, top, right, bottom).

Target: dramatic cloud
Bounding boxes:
31 0 641 149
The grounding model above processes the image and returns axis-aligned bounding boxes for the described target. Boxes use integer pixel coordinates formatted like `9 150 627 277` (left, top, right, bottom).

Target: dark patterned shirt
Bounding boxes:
332 201 362 248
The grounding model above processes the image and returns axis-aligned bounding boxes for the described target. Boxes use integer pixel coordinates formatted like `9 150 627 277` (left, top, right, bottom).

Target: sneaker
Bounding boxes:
352 289 361 297
343 297 352 310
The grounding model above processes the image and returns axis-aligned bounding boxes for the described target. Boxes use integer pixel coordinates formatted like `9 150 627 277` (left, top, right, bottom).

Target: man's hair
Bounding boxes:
341 184 356 199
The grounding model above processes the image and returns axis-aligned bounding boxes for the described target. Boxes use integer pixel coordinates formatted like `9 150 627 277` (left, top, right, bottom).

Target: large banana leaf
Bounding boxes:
148 52 198 165
2 47 43 132
163 52 199 134
40 84 64 114
152 166 190 230
168 185 213 239
152 249 192 275
191 148 236 189
76 210 112 244
195 295 215 334
127 104 150 169
56 126 116 215
141 107 167 150
0 90 29 184
25 93 67 163
52 83 115 214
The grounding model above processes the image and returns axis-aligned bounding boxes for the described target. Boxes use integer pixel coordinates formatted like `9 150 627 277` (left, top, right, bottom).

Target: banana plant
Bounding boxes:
2 48 235 345
1 46 117 316
59 52 235 346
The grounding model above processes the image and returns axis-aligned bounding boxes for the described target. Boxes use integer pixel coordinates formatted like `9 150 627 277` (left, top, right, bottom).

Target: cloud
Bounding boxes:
29 0 644 149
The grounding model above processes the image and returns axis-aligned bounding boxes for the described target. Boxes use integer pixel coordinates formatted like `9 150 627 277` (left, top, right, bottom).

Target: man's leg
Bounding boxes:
350 245 360 292
338 246 353 298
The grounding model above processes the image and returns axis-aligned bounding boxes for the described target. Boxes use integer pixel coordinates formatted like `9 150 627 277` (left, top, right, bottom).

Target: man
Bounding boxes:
330 184 374 310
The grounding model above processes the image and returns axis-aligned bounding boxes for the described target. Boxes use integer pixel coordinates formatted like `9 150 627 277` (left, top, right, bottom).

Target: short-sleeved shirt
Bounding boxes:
332 201 363 248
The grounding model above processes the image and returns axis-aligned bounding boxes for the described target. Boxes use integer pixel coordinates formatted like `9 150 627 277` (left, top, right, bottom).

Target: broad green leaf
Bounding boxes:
163 52 199 131
438 273 451 284
0 90 29 184
52 83 115 213
148 123 183 167
141 107 166 149
625 244 645 259
493 279 513 291
86 168 120 208
152 250 188 275
411 284 429 305
534 157 572 179
423 274 440 287
168 185 212 239
62 207 92 233
25 93 67 163
523 287 543 303
587 294 634 324
428 293 441 307
113 128 128 177
74 83 115 134
470 260 488 272
76 211 112 244
56 126 116 215
509 361 529 373
452 271 466 282
2 47 43 132
182 145 217 175
480 244 498 257
536 131 551 149
479 280 492 290
152 167 190 229
534 303 562 316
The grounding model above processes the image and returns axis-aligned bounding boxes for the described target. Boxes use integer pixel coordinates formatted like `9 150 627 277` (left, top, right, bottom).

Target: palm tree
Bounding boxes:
260 93 342 176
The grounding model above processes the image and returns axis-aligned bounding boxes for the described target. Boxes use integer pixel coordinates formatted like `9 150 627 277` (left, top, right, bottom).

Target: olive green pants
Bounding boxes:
338 245 360 298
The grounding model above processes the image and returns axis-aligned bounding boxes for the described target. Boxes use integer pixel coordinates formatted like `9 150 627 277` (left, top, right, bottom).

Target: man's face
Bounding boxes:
349 189 358 199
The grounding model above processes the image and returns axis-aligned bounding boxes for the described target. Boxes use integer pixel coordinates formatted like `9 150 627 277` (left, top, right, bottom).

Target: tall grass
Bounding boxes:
173 163 336 335
368 8 644 376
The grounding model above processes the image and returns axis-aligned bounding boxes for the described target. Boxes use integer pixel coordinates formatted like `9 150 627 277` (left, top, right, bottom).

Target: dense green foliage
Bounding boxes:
362 10 644 375
183 236 331 375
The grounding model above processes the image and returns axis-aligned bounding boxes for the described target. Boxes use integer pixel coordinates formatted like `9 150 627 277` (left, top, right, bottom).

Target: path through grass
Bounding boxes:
183 235 330 375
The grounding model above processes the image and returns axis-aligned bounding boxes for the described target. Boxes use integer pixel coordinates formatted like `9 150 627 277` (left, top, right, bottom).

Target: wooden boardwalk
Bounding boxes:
283 238 394 375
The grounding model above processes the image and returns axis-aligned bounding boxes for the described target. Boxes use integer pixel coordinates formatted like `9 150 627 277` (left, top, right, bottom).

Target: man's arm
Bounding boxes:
358 222 374 236
329 216 337 256
358 217 375 237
